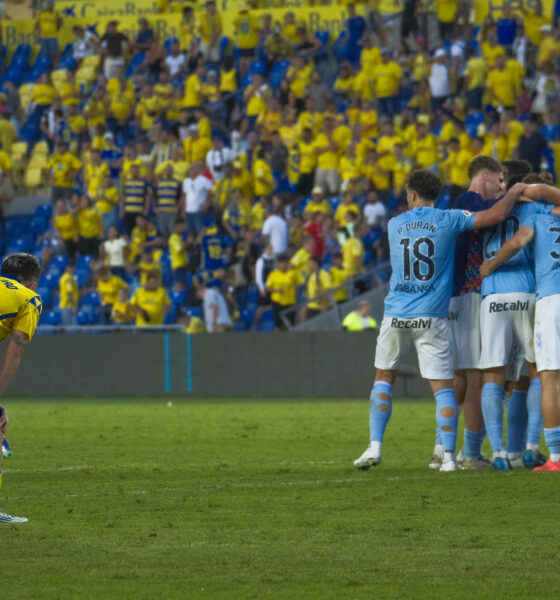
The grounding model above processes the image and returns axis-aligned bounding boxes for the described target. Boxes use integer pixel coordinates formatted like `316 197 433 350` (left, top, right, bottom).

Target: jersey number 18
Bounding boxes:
400 237 435 281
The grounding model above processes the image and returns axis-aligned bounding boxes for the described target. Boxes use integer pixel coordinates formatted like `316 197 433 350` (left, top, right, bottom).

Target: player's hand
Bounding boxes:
0 405 8 435
479 260 492 280
518 194 533 203
510 182 528 197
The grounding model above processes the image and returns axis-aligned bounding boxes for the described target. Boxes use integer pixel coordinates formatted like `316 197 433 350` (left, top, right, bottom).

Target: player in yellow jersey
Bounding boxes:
0 253 42 523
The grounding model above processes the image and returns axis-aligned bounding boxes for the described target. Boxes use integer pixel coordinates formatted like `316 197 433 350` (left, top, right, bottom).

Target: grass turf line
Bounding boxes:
1 399 559 600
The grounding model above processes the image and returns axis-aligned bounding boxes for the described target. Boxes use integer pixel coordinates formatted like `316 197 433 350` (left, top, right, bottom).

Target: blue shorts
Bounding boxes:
40 38 58 58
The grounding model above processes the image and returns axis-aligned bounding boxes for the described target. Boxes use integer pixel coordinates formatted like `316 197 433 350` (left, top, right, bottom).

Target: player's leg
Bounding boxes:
504 345 528 467
0 408 27 523
535 370 560 471
354 317 402 469
414 318 458 471
479 294 512 469
461 369 492 469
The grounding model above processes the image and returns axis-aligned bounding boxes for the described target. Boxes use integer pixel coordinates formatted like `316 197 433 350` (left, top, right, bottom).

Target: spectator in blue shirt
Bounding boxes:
134 18 154 52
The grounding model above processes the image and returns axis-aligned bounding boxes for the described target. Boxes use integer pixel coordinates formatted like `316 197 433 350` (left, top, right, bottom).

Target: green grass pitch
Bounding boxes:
2 397 560 600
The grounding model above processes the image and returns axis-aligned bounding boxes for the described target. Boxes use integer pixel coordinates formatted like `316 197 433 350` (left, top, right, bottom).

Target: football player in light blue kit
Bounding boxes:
481 192 560 471
478 182 560 470
354 170 527 472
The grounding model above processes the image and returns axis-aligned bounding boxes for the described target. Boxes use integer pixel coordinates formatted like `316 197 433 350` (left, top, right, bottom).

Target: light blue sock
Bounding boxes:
435 427 442 446
463 428 485 458
369 381 393 442
481 382 506 453
544 426 560 460
435 388 458 452
526 378 543 446
506 390 528 453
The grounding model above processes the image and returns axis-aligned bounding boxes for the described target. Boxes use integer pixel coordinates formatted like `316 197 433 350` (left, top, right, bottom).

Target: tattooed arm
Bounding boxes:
0 331 29 434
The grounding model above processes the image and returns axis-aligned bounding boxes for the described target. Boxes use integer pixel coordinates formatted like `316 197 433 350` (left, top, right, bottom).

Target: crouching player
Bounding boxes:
481 209 560 470
353 170 527 471
0 254 42 522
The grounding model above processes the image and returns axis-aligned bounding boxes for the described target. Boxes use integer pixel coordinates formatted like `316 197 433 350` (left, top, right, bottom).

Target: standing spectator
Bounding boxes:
198 285 233 332
100 226 128 279
252 148 274 197
198 1 222 63
265 131 289 179
487 54 516 110
512 23 529 68
262 207 289 255
517 116 548 172
182 161 213 235
134 18 154 52
363 190 387 229
155 164 182 239
305 71 332 112
76 196 101 257
168 220 189 291
429 49 451 111
299 256 332 322
496 2 519 47
437 0 459 41
372 49 402 118
340 3 367 64
265 254 298 329
234 6 260 77
131 272 171 326
184 63 206 111
53 200 78 258
100 21 129 80
377 0 404 51
166 42 186 79
464 47 487 111
96 266 128 323
59 259 78 326
121 164 150 235
296 127 316 198
206 137 236 181
34 0 62 59
313 116 340 195
45 141 82 202
72 26 97 63
253 243 275 327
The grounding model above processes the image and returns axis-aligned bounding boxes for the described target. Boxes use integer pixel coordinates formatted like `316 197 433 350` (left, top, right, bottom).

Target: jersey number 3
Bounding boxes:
400 237 435 281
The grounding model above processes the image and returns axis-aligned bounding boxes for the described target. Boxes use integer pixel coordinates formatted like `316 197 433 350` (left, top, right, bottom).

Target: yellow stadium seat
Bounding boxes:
51 69 68 94
76 65 97 87
81 55 101 69
11 142 28 161
18 84 35 111
31 141 49 161
24 164 43 188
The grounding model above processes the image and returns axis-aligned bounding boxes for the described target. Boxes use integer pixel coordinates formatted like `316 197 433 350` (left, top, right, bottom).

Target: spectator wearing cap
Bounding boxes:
100 21 129 80
342 300 377 331
182 161 213 235
265 253 298 329
306 187 332 217
206 137 236 181
429 49 451 112
34 0 62 59
198 1 222 63
372 49 402 118
197 285 232 333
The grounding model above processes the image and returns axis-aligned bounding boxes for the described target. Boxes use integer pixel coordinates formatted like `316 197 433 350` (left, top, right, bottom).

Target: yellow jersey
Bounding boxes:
55 213 78 240
335 203 361 227
169 233 189 270
77 206 101 239
96 187 119 215
465 57 486 90
111 300 134 324
306 270 332 311
488 68 516 107
342 237 364 276
131 286 170 326
306 199 332 216
0 277 42 342
446 148 472 187
314 133 338 170
59 272 78 309
220 68 237 93
47 152 82 188
37 11 58 38
198 12 222 44
32 83 56 106
290 247 311 281
372 62 402 98
266 269 298 306
97 276 127 305
234 13 260 49
329 266 349 302
184 73 202 108
252 159 274 196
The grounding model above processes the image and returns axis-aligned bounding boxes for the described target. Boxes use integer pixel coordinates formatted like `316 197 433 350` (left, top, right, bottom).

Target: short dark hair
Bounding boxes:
408 170 442 202
277 253 290 263
467 155 503 180
502 159 532 189
1 253 41 283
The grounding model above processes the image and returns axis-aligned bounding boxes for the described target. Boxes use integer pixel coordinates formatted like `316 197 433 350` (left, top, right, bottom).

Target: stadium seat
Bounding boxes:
30 216 49 236
51 69 68 94
11 141 28 162
23 163 43 188
187 307 202 319
240 73 254 88
40 272 61 289
258 321 275 332
465 112 484 138
269 61 290 90
125 53 146 77
170 290 186 306
36 285 51 308
541 124 559 142
315 31 330 46
248 61 267 76
297 196 311 215
81 55 101 69
77 255 95 271
76 310 92 326
50 255 68 271
31 141 49 160
34 204 53 219
164 306 177 324
80 291 101 307
75 269 89 288
41 309 61 326
76 65 97 87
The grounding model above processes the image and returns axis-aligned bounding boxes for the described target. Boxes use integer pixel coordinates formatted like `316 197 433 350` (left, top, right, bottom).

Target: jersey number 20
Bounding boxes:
400 237 435 281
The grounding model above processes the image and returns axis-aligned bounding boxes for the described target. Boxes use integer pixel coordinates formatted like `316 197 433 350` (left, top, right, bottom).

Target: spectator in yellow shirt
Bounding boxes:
184 64 206 109
76 196 102 256
266 254 299 329
444 137 472 201
252 149 274 196
111 287 135 324
131 272 171 326
59 259 78 326
32 73 57 109
487 54 516 109
296 127 317 197
298 256 332 322
96 265 128 323
53 199 78 258
372 49 402 117
334 191 360 228
313 116 340 195
334 62 356 102
329 252 350 302
464 47 487 111
412 123 438 170
198 0 222 63
35 2 62 58
342 226 365 277
168 220 190 290
286 56 314 108
243 73 270 126
305 187 332 218
45 141 82 201
234 7 259 76
482 33 505 68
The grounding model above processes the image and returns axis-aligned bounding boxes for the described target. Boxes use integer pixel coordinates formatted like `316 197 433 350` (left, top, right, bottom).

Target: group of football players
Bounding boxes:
354 155 560 473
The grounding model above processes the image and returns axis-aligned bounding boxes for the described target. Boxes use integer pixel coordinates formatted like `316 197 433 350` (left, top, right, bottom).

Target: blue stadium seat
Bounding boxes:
219 36 230 59
248 61 266 76
240 73 254 88
39 272 61 289
75 269 89 288
261 309 274 322
41 309 61 326
80 292 101 307
241 307 256 325
125 53 146 77
541 124 559 142
328 196 341 212
234 320 249 332
44 264 62 279
465 112 484 138
258 321 275 332
170 290 186 305
76 310 92 326
36 285 51 308
30 216 49 236
163 38 178 55
7 235 34 253
248 286 259 304
269 61 290 90
13 44 31 60
315 31 330 46
50 255 68 270
297 196 311 215
187 306 202 319
164 306 177 324
77 255 95 271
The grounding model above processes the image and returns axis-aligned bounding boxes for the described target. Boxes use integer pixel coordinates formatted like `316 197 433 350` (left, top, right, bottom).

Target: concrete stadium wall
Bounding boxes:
8 332 430 399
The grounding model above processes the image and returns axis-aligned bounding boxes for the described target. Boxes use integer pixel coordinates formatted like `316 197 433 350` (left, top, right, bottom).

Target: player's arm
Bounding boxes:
473 183 527 229
0 331 29 432
523 183 560 207
480 225 535 280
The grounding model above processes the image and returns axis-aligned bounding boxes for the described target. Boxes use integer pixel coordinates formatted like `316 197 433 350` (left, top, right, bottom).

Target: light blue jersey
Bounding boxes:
482 202 552 298
385 207 475 318
528 213 560 300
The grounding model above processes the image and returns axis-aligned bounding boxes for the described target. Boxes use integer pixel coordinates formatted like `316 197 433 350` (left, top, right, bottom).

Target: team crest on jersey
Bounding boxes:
27 295 43 315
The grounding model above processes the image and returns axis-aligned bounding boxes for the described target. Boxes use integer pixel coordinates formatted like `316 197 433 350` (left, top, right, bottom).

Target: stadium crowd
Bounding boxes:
1 0 560 331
